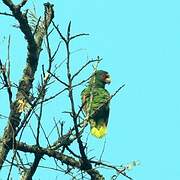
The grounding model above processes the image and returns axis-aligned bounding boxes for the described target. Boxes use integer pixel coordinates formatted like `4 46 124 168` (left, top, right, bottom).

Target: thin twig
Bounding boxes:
52 21 67 42
99 139 106 162
48 72 68 87
7 35 11 97
33 16 41 35
70 33 89 41
40 88 67 104
36 95 44 146
90 160 132 180
0 12 13 17
0 59 12 105
71 59 101 81
51 41 61 60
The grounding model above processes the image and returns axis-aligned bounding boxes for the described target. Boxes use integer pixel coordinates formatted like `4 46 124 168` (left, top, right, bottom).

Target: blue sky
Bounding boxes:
1 0 180 179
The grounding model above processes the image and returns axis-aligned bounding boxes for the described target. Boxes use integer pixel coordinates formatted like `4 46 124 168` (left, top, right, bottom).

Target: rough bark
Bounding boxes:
0 1 54 169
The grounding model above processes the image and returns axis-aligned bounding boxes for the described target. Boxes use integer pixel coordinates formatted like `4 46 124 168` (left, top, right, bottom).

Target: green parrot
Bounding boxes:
81 70 111 138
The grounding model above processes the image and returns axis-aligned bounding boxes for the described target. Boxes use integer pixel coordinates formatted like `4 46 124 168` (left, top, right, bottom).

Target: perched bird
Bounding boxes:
81 70 111 138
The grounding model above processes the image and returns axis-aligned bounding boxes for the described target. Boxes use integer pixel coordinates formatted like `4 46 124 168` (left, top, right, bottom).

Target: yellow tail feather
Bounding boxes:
91 126 107 138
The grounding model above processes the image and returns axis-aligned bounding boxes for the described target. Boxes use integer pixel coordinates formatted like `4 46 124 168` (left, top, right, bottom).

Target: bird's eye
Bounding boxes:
102 74 108 80
101 74 106 78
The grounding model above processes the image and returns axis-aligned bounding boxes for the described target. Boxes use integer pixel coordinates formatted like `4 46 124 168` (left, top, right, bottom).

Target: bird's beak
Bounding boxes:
105 76 111 84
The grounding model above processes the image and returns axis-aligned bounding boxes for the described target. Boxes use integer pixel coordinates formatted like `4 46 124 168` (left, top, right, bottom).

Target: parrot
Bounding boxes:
81 70 111 138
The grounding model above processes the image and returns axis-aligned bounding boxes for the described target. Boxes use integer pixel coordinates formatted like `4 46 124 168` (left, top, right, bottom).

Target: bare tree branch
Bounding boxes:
21 154 43 180
0 1 54 169
0 2 135 179
0 59 12 105
0 12 13 17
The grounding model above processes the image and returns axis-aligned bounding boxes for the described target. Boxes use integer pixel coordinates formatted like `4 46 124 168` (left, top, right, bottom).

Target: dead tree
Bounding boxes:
0 1 138 179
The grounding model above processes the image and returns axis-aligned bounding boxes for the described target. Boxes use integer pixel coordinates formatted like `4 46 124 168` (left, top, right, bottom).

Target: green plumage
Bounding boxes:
81 70 111 138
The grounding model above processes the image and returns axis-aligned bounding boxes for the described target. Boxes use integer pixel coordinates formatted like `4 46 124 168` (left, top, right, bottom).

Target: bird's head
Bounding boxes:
90 70 111 88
